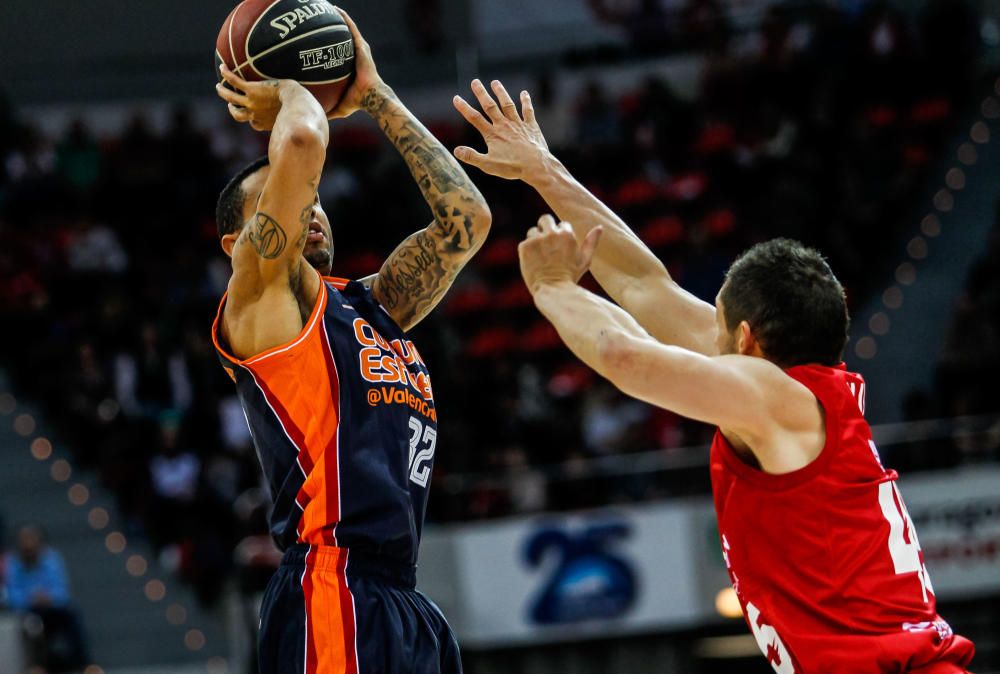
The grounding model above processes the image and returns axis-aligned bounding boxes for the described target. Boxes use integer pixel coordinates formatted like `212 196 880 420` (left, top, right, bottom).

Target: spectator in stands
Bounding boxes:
55 120 101 197
113 321 192 419
65 214 128 274
5 524 88 672
582 382 650 456
576 81 622 148
147 415 200 552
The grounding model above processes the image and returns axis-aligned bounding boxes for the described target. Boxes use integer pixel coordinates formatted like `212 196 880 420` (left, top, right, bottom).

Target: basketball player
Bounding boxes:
210 10 490 674
453 80 975 673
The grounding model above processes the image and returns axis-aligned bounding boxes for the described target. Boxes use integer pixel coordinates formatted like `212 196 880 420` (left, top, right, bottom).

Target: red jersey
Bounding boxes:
710 363 975 674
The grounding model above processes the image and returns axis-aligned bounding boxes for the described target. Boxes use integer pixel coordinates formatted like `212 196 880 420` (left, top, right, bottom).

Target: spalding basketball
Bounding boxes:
215 0 356 114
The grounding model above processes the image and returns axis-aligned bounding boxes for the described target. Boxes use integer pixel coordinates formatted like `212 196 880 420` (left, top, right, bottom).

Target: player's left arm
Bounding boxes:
330 8 492 331
522 216 819 463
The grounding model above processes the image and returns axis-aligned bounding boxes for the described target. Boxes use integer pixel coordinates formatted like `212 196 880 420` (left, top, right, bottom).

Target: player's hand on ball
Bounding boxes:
518 215 603 295
216 64 286 132
453 80 551 181
326 7 383 120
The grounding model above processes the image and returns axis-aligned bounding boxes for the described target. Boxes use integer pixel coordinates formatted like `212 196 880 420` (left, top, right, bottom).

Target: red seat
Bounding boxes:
478 238 519 269
640 215 685 247
694 122 736 154
467 327 519 358
911 98 951 124
865 105 897 128
521 321 563 352
704 208 736 237
495 280 533 309
663 172 707 202
902 144 930 166
547 363 595 397
335 251 382 280
445 284 493 315
613 178 660 208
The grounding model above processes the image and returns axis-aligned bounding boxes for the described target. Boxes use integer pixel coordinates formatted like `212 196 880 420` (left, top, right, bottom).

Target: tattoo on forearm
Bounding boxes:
362 84 479 249
376 232 450 325
246 212 287 259
363 84 492 328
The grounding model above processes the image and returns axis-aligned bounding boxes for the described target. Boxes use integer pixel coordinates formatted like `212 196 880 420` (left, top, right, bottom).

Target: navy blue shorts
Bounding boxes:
259 545 462 674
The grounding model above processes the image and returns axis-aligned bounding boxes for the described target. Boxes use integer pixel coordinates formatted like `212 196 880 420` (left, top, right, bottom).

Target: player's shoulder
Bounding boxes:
786 362 865 402
322 275 351 290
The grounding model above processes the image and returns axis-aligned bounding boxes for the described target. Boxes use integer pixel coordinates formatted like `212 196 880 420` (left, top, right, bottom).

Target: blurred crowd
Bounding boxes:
0 0 990 605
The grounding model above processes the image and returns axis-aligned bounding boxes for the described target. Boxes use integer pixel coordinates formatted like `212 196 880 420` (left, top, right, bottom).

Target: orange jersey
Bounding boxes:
214 278 438 562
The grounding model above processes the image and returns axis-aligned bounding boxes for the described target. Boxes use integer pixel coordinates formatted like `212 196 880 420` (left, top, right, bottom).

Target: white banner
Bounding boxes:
420 501 727 648
419 467 1000 647
896 466 1000 598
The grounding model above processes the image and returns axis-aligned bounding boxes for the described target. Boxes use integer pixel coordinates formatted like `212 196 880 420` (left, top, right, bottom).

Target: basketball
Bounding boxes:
215 0 356 114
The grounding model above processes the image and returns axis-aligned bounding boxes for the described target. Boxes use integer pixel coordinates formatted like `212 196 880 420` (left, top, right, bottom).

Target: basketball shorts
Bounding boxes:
259 544 462 674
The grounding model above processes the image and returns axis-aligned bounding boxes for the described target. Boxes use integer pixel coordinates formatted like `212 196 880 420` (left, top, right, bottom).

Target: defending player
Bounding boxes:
210 10 491 674
454 80 975 673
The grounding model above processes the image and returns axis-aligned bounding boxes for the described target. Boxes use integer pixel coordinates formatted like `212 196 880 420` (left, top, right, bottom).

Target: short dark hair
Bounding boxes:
720 238 849 368
216 156 270 239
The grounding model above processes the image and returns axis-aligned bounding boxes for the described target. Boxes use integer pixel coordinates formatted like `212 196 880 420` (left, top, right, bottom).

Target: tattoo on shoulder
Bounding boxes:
246 212 288 259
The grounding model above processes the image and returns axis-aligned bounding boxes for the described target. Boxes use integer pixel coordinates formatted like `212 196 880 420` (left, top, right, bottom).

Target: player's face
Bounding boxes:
715 291 738 356
240 167 335 274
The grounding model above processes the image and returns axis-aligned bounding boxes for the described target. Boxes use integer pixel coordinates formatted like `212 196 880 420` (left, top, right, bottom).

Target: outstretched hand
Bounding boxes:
453 79 551 181
518 215 603 295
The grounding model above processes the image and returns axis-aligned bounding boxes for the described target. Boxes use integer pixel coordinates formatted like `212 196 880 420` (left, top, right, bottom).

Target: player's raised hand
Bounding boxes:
216 64 288 131
518 215 603 294
326 7 384 120
453 79 551 181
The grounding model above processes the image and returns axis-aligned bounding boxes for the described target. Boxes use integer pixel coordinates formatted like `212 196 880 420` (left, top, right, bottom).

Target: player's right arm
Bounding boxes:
454 79 718 356
520 216 824 474
216 66 330 357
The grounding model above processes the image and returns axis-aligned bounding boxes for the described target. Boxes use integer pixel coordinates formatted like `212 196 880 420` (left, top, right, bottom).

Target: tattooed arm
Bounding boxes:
215 67 329 358
331 9 492 332
364 84 492 331
220 69 329 298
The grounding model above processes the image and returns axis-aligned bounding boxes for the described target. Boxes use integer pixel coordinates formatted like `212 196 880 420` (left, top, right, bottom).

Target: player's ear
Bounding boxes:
736 321 756 356
221 232 239 258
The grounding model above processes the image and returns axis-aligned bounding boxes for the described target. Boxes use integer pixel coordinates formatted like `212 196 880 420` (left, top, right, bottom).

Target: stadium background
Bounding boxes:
1 0 999 672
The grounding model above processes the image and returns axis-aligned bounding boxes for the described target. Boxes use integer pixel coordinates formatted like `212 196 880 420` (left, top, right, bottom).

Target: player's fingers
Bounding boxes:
525 226 541 239
520 90 537 126
216 83 249 108
219 63 249 91
537 214 557 233
453 146 489 169
490 80 519 121
333 6 365 45
452 96 492 135
471 79 505 123
228 103 251 123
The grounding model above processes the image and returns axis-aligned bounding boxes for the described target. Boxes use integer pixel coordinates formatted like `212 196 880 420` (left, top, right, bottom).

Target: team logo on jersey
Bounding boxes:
522 519 637 625
352 317 436 420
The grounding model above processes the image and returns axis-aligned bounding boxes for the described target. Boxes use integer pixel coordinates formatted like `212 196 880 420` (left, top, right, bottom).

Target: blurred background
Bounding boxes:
1 0 999 672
